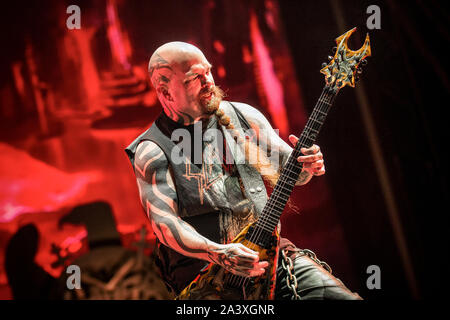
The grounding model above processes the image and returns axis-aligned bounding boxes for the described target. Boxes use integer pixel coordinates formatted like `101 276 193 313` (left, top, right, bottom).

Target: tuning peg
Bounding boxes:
357 68 363 74
328 55 333 61
321 62 327 68
361 59 368 66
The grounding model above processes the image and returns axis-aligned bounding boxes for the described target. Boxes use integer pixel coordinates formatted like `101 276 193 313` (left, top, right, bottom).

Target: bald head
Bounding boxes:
147 41 221 124
148 41 208 88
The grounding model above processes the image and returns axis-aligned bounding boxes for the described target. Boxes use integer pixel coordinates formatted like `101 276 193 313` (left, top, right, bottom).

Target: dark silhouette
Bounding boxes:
59 201 122 249
5 224 58 299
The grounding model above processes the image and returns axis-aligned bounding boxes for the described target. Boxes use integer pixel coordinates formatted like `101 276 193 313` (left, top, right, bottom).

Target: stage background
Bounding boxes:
0 0 447 300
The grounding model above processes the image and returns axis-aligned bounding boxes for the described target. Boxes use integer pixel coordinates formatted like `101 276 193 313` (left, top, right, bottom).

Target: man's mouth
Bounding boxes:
200 91 214 100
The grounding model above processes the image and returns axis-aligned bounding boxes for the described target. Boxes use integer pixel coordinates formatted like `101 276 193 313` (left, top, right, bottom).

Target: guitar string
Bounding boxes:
229 87 334 289
252 88 332 231
247 87 333 242
235 88 334 289
253 90 336 231
232 88 333 289
254 89 334 231
230 87 333 289
249 89 333 251
247 89 331 242
237 88 335 289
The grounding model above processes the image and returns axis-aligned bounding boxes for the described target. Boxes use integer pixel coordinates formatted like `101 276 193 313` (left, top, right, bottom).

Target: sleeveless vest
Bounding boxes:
124 101 268 293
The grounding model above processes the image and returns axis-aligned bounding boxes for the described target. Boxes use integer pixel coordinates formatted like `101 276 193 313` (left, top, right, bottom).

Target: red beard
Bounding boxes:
199 86 225 115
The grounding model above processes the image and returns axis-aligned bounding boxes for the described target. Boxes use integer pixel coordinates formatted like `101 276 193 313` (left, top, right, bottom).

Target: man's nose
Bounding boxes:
200 75 214 88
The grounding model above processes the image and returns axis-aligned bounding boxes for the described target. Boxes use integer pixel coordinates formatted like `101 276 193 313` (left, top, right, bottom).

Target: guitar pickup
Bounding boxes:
245 225 276 249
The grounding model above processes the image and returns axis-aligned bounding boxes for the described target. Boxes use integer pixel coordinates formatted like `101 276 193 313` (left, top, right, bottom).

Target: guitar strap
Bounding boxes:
221 102 268 217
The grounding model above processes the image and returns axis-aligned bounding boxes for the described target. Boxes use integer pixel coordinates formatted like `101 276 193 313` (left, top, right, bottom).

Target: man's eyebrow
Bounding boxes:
188 63 212 74
183 72 197 83
185 70 197 77
183 64 212 83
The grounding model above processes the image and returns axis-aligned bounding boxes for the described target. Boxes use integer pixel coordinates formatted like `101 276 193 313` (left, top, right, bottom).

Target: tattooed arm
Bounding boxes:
231 102 325 186
134 140 268 277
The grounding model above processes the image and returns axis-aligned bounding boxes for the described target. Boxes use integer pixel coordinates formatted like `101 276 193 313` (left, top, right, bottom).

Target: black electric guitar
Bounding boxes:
177 27 371 300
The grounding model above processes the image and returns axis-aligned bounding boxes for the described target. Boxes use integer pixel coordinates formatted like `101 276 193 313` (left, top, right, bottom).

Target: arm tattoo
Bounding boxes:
135 141 255 273
296 170 312 186
135 141 214 258
208 247 238 270
207 246 254 275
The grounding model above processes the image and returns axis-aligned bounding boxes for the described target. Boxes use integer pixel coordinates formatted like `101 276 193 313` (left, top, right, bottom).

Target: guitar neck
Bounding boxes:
254 85 338 235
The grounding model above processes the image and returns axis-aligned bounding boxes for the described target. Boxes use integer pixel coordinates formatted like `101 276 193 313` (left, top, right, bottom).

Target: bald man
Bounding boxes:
125 42 360 300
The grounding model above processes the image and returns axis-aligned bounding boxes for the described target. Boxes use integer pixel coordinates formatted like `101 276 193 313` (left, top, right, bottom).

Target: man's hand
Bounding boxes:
289 134 326 177
232 103 326 185
208 243 269 278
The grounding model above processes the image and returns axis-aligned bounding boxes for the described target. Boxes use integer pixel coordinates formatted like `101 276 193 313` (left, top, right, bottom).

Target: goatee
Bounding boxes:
200 86 225 115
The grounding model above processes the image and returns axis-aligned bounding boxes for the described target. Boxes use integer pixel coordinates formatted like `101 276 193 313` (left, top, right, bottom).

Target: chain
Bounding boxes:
280 248 333 300
280 249 301 300
301 249 333 274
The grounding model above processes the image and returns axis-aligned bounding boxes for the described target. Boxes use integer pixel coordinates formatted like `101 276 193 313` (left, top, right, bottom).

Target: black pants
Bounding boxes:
275 239 361 300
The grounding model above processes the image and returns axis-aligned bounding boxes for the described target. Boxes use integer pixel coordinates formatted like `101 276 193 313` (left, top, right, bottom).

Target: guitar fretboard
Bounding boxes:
252 86 338 237
227 86 338 290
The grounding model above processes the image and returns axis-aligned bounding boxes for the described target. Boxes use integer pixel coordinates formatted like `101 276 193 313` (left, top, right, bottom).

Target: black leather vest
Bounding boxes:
124 101 268 293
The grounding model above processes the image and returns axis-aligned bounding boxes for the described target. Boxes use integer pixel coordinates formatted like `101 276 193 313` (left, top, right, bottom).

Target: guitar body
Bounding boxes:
176 222 280 300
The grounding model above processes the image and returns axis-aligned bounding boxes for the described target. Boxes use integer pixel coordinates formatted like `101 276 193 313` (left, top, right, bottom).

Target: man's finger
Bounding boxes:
236 258 268 270
303 160 324 168
238 245 260 259
249 268 266 277
297 153 323 163
235 263 256 270
313 166 326 176
237 255 259 264
301 145 320 155
238 267 265 278
238 244 258 254
289 134 299 146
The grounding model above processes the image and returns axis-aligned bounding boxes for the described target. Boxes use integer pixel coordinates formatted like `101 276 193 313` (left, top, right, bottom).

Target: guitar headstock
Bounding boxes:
320 28 371 92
